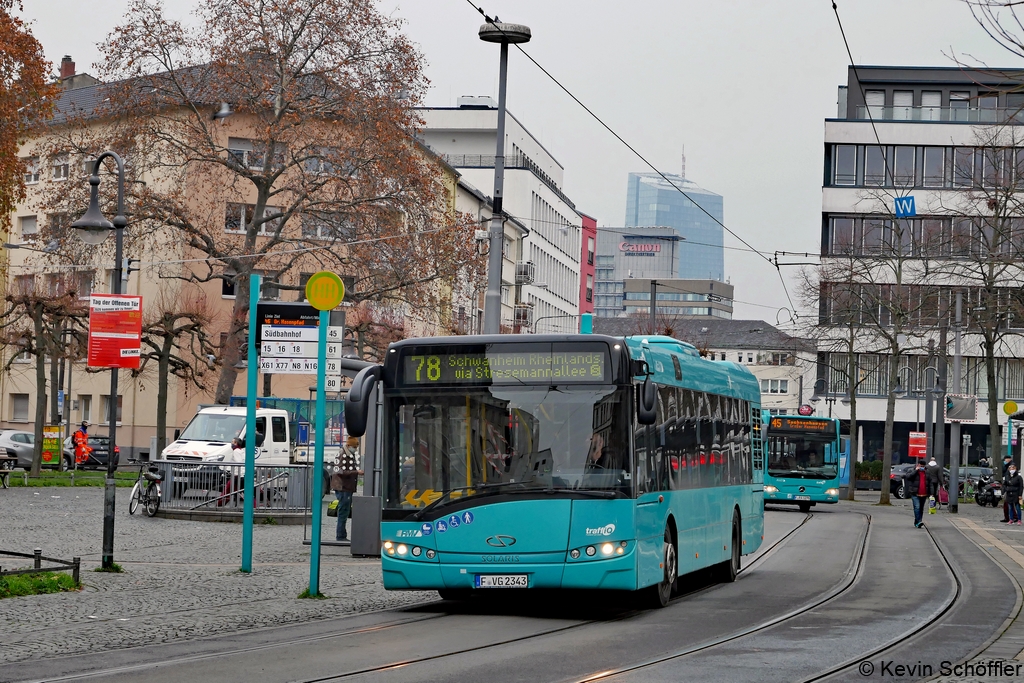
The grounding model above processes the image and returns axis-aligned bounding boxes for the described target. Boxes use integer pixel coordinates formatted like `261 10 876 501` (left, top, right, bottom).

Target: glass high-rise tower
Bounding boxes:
624 172 724 281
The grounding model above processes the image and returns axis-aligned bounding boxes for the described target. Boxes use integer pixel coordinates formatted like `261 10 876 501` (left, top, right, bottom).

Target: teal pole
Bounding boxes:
242 273 260 573
308 308 329 595
1009 417 1014 459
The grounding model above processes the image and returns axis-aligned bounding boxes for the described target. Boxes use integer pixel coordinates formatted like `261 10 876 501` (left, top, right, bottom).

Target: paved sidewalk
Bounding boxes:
0 487 432 665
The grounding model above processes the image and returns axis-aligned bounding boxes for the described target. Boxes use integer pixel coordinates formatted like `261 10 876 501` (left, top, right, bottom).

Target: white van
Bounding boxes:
161 406 291 466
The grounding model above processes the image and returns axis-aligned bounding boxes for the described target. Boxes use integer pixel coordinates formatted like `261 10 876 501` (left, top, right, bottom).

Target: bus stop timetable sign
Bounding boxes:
87 295 142 369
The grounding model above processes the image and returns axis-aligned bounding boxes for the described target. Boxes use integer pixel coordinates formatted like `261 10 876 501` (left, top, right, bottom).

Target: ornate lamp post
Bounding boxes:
71 151 127 570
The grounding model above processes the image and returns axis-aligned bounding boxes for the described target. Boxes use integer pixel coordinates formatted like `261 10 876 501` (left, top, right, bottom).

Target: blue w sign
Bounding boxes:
894 196 916 218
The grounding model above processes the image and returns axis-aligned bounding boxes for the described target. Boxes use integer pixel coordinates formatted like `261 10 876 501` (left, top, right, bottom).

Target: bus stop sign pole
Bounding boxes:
242 273 260 573
305 272 345 597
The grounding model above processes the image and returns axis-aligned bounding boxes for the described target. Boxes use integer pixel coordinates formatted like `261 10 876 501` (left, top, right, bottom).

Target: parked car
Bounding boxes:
0 430 53 470
62 435 120 470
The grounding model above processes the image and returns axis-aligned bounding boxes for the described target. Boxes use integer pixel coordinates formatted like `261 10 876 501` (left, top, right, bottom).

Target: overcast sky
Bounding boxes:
20 0 1022 322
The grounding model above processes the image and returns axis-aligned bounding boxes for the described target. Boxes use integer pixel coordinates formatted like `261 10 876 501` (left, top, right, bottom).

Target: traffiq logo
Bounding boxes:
586 524 616 536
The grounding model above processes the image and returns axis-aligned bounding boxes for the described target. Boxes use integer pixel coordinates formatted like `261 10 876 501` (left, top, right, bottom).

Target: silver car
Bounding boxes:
0 430 57 470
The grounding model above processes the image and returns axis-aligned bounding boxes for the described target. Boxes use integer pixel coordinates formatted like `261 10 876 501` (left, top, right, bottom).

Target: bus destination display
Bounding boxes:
769 417 833 433
401 349 607 385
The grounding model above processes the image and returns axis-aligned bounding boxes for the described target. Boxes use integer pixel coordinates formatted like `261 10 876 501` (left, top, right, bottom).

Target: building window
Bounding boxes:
831 217 855 255
18 215 37 240
14 275 33 296
953 148 974 188
737 354 743 363
587 237 595 265
78 395 91 422
760 379 789 394
922 147 945 187
259 273 280 300
23 157 39 184
225 203 282 235
864 146 888 186
77 271 94 300
102 394 123 423
585 274 593 303
222 274 236 298
893 145 915 185
10 394 29 422
51 154 69 181
747 354 753 363
833 145 857 185
921 92 941 120
769 353 791 366
892 91 913 120
768 409 789 416
865 90 885 118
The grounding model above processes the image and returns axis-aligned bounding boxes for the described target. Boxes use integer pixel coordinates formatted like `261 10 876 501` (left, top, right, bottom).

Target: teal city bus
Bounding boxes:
345 334 765 607
761 413 842 512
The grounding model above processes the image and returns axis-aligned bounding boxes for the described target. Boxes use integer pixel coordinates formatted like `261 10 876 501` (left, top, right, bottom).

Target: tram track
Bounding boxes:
797 522 964 683
20 513 814 683
563 510 873 683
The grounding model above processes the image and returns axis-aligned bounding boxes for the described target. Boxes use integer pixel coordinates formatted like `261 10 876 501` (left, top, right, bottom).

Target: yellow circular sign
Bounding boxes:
305 271 345 311
1006 400 1019 416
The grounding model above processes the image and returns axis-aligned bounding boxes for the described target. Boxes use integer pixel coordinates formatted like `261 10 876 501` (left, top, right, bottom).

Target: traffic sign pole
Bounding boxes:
242 273 260 573
309 309 329 596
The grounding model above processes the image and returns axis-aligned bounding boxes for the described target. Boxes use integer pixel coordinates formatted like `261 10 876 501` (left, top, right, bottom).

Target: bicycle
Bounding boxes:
128 460 163 517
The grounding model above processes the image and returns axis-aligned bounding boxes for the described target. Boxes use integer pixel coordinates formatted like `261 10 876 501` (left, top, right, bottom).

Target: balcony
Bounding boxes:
442 152 576 210
514 303 534 327
515 260 535 285
853 105 1024 124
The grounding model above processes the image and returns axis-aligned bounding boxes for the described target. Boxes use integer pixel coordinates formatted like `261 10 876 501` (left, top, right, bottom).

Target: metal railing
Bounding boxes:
148 460 320 513
854 105 1024 124
442 153 577 210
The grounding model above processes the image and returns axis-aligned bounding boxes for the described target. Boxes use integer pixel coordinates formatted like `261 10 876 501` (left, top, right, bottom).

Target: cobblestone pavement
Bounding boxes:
0 487 432 664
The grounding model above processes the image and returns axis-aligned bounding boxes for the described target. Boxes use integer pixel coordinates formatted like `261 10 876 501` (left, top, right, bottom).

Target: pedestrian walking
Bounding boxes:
72 421 92 466
330 436 363 541
926 457 943 511
907 459 929 528
1002 454 1014 523
1006 464 1023 526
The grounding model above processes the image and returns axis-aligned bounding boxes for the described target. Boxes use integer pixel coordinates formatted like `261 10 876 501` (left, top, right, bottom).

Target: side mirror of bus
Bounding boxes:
345 364 383 437
637 377 657 425
630 359 649 377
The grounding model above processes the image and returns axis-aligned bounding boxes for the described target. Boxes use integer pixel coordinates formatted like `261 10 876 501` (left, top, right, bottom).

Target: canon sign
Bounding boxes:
619 242 662 254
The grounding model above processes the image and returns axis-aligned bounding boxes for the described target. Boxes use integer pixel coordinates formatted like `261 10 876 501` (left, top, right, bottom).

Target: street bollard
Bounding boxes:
72 557 80 584
33 548 41 570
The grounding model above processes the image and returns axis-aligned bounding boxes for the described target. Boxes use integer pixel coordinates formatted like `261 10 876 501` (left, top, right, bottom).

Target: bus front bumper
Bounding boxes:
381 551 638 591
763 486 840 504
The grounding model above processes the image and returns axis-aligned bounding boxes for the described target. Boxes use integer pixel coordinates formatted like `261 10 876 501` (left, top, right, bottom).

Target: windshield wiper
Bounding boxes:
413 482 521 519
542 488 617 498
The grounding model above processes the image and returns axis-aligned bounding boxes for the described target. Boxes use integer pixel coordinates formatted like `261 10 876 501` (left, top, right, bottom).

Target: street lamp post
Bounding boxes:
809 379 837 418
479 19 531 335
71 151 128 570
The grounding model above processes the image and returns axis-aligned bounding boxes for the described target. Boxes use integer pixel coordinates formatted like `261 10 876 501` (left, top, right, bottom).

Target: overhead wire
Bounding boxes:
463 0 801 317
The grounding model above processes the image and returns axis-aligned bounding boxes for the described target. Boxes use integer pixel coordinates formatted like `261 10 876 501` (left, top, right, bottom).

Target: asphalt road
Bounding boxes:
5 504 1014 683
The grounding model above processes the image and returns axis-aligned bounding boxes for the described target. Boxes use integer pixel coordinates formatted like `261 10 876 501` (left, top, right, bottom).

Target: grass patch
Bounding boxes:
298 588 328 599
261 517 278 525
93 562 124 573
5 471 136 488
0 571 79 598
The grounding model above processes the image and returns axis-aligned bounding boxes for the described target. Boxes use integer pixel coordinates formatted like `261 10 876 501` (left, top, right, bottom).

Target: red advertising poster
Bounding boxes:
88 295 143 369
908 431 927 459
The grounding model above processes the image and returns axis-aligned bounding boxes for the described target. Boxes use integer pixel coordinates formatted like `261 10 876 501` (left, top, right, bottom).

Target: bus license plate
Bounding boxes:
795 495 810 501
475 574 528 588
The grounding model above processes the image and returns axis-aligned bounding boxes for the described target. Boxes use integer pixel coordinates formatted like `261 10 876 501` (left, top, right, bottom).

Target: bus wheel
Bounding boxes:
646 527 677 608
714 511 741 583
798 502 811 513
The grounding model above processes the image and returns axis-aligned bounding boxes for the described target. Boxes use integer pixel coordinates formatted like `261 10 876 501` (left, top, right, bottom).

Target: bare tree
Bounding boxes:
135 289 219 454
40 0 478 405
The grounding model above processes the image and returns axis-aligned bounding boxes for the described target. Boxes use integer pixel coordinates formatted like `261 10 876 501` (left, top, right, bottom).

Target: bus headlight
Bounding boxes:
826 488 839 496
426 549 436 559
569 549 580 559
763 485 778 493
396 544 408 556
585 546 596 556
383 541 395 555
412 546 422 557
601 543 614 556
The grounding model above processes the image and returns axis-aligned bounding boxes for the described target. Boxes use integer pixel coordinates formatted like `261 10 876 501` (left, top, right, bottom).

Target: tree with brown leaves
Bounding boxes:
73 0 479 404
0 0 56 235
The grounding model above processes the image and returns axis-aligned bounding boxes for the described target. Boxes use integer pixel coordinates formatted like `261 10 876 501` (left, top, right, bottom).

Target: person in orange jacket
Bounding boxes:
73 421 93 466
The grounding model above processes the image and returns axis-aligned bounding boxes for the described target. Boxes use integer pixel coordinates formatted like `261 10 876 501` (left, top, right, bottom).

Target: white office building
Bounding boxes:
419 97 582 333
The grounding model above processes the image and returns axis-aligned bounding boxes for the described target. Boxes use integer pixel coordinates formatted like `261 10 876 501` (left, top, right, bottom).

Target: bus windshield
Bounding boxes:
766 435 839 480
384 385 632 510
